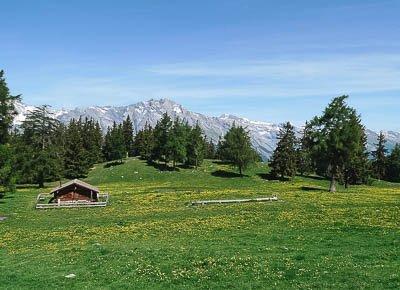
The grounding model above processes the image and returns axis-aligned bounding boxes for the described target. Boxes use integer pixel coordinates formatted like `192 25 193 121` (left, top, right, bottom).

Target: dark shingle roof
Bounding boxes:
49 179 100 194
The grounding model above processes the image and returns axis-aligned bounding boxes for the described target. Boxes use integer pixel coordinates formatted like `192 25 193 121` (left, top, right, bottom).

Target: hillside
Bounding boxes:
14 99 400 160
1 159 399 288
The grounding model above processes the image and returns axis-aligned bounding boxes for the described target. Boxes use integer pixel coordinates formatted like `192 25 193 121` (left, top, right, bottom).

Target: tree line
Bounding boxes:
1 70 399 193
133 113 217 168
269 95 400 191
371 132 400 183
0 70 258 189
132 113 259 174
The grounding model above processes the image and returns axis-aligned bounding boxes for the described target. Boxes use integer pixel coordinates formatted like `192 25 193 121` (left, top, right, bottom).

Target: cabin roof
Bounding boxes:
49 179 100 194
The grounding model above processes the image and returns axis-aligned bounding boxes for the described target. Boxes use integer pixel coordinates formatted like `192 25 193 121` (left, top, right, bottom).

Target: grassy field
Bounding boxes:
0 158 399 289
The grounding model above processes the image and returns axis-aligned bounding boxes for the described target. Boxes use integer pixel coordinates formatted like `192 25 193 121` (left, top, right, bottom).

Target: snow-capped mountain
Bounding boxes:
14 101 36 124
14 98 400 160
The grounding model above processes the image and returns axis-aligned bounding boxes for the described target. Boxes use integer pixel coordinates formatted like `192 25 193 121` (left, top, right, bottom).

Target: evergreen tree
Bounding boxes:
204 138 216 159
63 119 88 178
0 144 16 193
122 115 134 157
168 118 188 168
102 122 125 162
308 95 367 192
220 123 257 176
342 114 370 187
0 70 21 144
19 106 62 187
371 131 387 180
0 70 20 193
297 122 313 176
134 123 154 161
102 127 113 161
90 120 103 163
186 122 205 168
215 136 226 161
386 144 400 182
82 118 103 166
152 113 172 164
269 122 298 179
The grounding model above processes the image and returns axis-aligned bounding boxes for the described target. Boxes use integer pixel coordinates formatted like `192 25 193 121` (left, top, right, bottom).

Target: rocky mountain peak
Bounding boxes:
14 98 400 160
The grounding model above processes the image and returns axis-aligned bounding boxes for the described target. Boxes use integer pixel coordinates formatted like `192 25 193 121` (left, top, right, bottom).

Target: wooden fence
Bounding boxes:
191 196 278 206
35 193 109 209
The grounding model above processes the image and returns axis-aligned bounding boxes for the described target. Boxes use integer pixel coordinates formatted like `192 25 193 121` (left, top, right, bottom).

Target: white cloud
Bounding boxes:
147 53 400 98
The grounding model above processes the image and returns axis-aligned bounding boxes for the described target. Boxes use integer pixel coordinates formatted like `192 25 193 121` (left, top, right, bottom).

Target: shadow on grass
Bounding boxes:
211 170 247 178
15 184 40 189
299 174 328 181
301 186 324 191
146 160 179 172
0 192 12 202
104 161 125 168
212 160 232 165
257 173 290 181
176 164 193 170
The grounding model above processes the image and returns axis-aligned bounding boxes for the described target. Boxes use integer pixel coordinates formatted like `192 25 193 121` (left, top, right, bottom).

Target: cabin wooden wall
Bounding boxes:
52 185 98 202
57 191 92 201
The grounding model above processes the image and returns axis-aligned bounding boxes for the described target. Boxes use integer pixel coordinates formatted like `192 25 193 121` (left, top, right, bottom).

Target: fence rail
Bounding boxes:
191 196 278 206
35 193 109 209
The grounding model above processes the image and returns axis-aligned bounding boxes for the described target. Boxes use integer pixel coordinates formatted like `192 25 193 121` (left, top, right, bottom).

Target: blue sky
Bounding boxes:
1 0 399 131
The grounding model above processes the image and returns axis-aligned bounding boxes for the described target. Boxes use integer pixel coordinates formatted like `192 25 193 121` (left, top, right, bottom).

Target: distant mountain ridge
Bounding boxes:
14 98 400 160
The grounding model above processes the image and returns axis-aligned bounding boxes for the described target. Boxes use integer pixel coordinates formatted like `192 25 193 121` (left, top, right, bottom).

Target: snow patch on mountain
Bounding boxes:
14 98 400 160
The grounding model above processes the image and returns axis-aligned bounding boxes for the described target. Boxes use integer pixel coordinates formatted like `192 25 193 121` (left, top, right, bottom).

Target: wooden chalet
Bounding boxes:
35 179 109 209
50 179 99 203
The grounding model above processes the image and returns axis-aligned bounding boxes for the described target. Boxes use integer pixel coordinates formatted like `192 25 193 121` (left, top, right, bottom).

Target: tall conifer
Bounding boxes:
19 106 62 187
0 70 20 192
186 122 205 168
269 122 297 180
152 113 172 164
122 115 134 157
220 123 257 176
372 132 387 180
386 144 400 182
308 95 367 192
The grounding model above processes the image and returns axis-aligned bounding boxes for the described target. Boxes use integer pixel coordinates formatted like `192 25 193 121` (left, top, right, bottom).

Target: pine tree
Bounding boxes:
297 122 313 176
342 114 370 187
81 118 103 166
122 115 134 157
386 143 400 182
0 144 16 194
102 127 113 161
19 105 62 187
63 119 88 178
215 136 226 161
204 138 216 159
0 70 20 193
0 70 21 144
220 123 257 176
102 122 125 162
93 121 103 163
371 131 387 180
186 122 205 168
269 122 298 179
308 95 367 192
134 123 154 161
152 113 172 164
168 118 188 168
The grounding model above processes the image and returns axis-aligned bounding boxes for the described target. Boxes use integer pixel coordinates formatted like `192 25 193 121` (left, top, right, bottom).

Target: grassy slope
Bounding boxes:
0 159 399 289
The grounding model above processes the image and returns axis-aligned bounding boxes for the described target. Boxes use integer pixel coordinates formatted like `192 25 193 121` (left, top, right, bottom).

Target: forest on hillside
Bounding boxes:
1 70 399 193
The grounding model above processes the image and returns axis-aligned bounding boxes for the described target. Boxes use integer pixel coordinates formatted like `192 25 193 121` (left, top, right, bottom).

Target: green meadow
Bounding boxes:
1 158 399 289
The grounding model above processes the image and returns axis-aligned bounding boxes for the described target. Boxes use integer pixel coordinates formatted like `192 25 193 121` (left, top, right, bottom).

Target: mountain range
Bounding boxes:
14 99 400 160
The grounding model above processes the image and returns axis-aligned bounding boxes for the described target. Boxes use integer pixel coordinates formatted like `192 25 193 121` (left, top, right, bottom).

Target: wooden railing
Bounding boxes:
35 193 109 209
191 196 278 206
